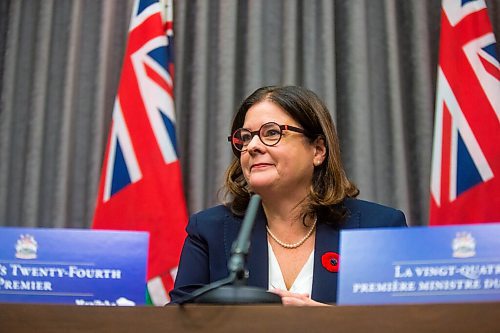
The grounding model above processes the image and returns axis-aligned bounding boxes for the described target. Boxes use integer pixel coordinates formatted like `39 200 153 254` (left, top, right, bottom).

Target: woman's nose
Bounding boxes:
246 134 264 153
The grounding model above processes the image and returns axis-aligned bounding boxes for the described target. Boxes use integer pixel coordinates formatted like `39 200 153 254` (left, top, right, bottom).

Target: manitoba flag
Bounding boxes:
92 0 187 305
430 0 500 225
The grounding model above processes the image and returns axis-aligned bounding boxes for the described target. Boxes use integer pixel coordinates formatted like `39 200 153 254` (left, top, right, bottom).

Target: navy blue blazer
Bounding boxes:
170 198 406 304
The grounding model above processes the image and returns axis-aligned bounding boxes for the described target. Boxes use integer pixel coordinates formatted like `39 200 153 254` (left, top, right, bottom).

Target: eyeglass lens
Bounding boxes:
232 122 282 151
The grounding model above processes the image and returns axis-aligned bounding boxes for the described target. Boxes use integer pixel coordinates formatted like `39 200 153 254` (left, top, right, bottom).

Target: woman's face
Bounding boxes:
240 100 325 199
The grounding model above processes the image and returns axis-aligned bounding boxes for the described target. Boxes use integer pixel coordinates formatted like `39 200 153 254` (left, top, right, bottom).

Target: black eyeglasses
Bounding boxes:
228 122 307 152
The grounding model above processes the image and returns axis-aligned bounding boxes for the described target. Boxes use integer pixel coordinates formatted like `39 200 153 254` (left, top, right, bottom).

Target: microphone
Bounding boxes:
226 193 262 282
178 194 281 304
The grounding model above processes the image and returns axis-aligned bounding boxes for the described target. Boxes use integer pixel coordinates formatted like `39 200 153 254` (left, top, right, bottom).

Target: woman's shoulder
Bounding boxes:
189 204 236 228
186 204 235 237
344 198 399 213
343 198 407 228
191 204 233 220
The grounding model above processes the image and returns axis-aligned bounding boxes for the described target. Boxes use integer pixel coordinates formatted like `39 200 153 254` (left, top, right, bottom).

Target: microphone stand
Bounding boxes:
183 195 281 304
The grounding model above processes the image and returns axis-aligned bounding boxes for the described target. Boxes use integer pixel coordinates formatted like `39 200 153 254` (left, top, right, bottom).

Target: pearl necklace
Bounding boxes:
266 217 317 249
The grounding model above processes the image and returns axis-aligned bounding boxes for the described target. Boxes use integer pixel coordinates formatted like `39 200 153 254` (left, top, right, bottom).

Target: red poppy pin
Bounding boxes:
321 252 340 273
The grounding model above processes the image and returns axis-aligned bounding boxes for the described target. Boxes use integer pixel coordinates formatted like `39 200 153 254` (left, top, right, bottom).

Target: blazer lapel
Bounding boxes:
312 221 340 303
246 205 269 289
312 207 361 303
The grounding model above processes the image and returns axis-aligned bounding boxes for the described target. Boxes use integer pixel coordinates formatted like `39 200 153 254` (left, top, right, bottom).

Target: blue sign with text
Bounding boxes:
0 227 148 306
337 224 500 305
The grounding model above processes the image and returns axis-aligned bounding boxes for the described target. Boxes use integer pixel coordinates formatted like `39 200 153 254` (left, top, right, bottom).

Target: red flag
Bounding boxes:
430 0 500 225
92 0 187 305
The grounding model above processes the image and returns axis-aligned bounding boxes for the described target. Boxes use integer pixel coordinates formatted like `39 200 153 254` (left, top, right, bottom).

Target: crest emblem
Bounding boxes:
452 232 476 258
15 234 38 259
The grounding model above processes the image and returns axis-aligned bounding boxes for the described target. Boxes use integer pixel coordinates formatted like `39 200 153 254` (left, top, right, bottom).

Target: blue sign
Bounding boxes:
0 227 148 306
337 224 500 305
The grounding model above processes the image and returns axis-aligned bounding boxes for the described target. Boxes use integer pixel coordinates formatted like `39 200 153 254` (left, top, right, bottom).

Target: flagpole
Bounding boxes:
159 0 172 25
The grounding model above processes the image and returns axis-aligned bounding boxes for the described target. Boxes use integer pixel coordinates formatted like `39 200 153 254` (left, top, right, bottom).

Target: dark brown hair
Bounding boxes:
222 86 359 227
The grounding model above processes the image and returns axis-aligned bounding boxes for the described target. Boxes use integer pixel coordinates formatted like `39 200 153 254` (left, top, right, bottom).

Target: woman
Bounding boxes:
170 86 406 305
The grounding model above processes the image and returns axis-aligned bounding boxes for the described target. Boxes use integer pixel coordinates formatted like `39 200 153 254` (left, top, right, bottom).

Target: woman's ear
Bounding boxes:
312 137 327 166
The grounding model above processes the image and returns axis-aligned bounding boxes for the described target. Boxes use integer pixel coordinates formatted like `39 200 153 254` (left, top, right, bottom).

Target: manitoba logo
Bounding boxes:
452 232 476 258
15 234 38 259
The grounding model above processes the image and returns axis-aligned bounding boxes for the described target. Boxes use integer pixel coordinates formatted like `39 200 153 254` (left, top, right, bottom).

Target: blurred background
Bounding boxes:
0 0 499 229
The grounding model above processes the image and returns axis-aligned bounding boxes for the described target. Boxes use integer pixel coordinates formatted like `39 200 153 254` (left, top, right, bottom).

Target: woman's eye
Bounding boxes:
240 133 252 142
263 129 280 137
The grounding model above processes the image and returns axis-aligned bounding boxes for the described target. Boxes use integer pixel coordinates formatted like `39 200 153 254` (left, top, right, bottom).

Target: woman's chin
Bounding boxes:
247 178 276 193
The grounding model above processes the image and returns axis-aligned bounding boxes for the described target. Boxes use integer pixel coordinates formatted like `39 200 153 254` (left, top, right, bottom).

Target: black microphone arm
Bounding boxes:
226 193 262 283
178 194 281 305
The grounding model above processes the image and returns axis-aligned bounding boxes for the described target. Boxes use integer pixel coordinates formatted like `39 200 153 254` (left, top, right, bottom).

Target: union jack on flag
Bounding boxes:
93 0 187 305
430 0 500 225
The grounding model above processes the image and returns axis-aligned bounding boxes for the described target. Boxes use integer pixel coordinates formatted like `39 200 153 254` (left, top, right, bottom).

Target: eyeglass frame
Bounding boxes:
227 121 309 153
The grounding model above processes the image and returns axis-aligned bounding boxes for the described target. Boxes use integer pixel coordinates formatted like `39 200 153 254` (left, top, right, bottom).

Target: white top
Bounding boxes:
268 242 314 295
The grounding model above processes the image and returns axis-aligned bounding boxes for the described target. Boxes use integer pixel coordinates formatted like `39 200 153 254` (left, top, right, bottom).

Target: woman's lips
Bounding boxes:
251 163 272 170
